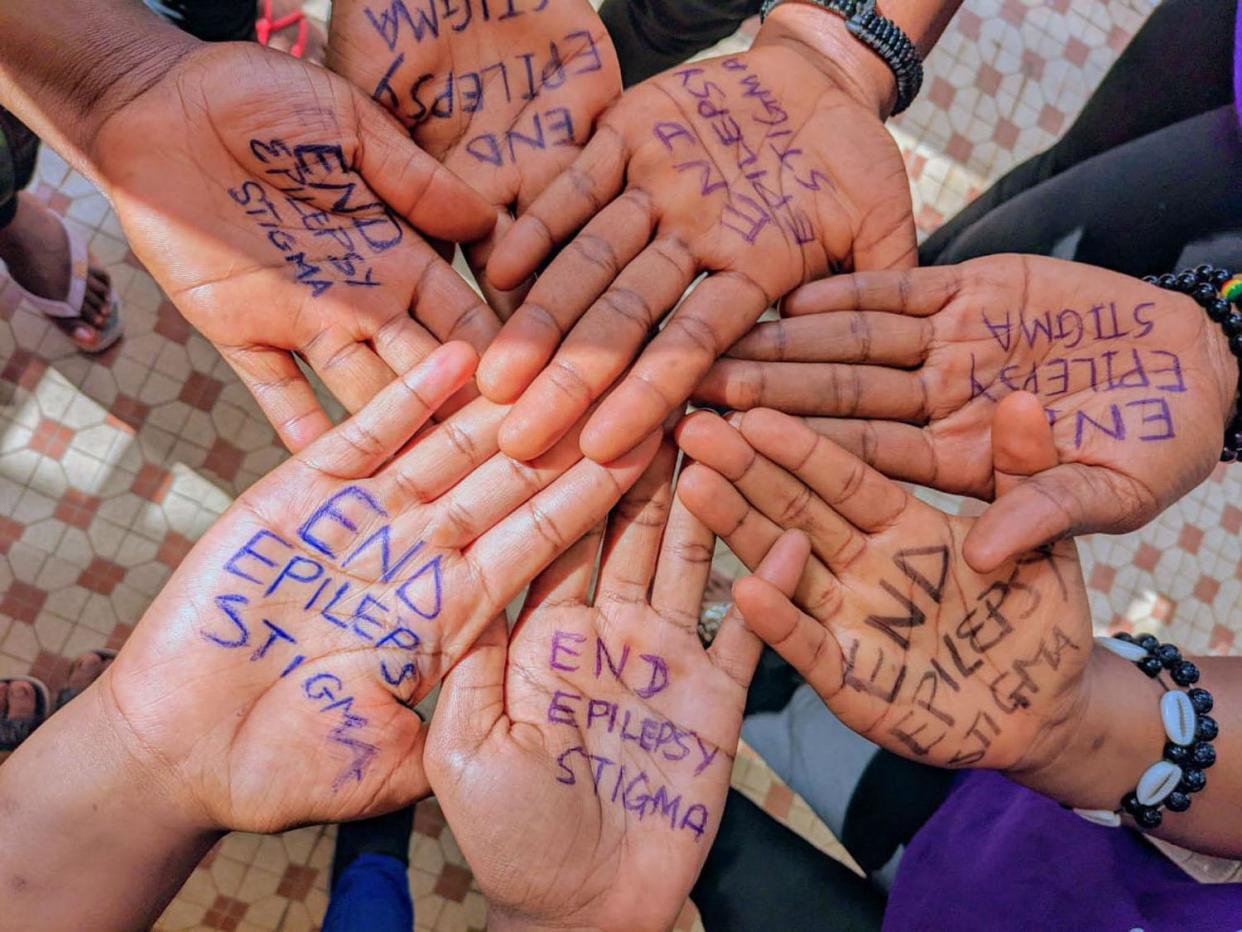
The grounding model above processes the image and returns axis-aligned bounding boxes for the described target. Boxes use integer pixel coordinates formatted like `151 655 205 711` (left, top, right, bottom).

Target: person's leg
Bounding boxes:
0 651 116 753
691 790 886 932
923 105 1242 276
323 806 415 932
921 0 1238 264
0 108 120 349
743 685 956 890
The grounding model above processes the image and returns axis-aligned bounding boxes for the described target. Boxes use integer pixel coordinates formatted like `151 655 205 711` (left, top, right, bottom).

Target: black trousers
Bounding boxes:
920 0 1242 276
0 0 256 228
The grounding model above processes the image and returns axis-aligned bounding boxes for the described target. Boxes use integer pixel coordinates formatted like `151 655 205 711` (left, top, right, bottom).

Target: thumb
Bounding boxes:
992 390 1058 496
429 613 508 758
353 93 495 243
963 461 1147 573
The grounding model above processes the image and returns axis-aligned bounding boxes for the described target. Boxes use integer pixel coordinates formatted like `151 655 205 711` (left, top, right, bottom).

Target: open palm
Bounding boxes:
677 408 1093 772
95 344 657 833
428 444 800 929
698 255 1239 568
91 42 500 451
476 37 915 465
329 0 621 312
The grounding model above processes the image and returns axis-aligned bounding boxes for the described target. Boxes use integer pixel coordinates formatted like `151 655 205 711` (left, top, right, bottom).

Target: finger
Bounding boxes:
675 463 839 613
426 415 590 550
298 342 478 478
380 396 506 502
524 523 604 610
464 214 531 322
734 409 909 534
580 271 772 463
725 313 931 367
733 571 844 701
650 494 716 630
992 390 1058 497
477 190 659 404
782 266 963 318
962 463 1144 573
485 126 628 291
693 360 930 421
430 613 509 751
595 439 678 603
675 411 865 570
798 418 951 488
710 528 811 688
354 97 495 242
221 344 333 452
301 325 400 416
464 431 662 613
409 255 502 356
495 239 697 460
369 308 443 378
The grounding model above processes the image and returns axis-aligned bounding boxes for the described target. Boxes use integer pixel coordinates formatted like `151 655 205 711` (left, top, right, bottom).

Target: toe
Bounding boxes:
7 681 35 718
67 652 103 690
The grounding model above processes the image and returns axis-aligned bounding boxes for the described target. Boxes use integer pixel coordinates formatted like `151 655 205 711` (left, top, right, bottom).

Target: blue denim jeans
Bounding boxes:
322 852 414 932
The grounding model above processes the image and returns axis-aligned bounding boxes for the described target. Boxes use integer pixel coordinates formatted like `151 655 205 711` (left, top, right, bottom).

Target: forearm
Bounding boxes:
756 0 962 117
0 0 198 184
1010 646 1242 858
0 680 218 930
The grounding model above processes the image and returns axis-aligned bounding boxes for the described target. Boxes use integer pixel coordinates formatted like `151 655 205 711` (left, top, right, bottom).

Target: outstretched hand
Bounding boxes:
428 442 804 930
676 408 1093 773
476 24 914 464
328 0 622 313
92 42 500 451
697 255 1240 569
89 343 657 833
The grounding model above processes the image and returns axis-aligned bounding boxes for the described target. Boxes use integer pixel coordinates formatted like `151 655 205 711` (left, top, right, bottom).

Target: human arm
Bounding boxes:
0 343 660 929
326 0 622 315
677 401 1242 859
426 440 807 930
695 255 1241 569
0 0 499 451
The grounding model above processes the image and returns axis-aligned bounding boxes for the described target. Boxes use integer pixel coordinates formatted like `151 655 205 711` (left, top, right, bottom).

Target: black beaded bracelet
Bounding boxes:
1078 634 1217 831
1144 265 1242 461
759 0 924 115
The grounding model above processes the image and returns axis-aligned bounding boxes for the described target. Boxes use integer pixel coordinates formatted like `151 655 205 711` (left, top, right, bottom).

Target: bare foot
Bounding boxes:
259 0 327 64
0 192 113 347
0 680 37 723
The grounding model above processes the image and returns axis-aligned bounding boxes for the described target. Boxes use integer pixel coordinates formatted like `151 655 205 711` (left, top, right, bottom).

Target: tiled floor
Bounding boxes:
7 0 1239 929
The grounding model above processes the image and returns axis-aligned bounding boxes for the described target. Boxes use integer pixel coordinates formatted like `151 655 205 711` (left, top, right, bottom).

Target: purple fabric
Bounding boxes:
1236 6 1242 128
884 771 1242 929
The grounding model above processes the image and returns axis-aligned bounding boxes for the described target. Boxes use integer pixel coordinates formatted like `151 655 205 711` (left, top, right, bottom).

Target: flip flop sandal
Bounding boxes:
257 0 308 58
54 648 117 710
0 675 51 752
0 217 124 354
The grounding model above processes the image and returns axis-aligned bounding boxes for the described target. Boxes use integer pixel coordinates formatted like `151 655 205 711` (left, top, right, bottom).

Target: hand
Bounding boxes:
328 0 622 314
476 20 916 464
697 255 1241 570
91 41 500 451
676 407 1094 772
427 443 803 930
89 343 658 833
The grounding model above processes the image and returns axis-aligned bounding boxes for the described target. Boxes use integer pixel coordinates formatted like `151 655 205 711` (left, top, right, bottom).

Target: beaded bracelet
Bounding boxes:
1144 265 1242 461
1073 635 1216 830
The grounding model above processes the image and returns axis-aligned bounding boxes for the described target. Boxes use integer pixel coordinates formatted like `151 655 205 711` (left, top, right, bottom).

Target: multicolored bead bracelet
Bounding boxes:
1072 635 1216 830
1144 264 1242 461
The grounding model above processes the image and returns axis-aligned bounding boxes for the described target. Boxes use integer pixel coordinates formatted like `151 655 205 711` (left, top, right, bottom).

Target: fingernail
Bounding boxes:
725 411 743 429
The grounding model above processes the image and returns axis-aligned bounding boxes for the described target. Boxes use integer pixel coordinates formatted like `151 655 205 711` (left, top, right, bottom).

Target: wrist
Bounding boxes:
0 675 219 927
755 2 897 118
1007 644 1166 810
0 0 201 183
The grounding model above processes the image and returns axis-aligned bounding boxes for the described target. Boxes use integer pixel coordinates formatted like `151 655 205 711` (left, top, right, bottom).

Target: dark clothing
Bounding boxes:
920 0 1242 276
599 0 758 86
0 0 257 229
141 0 256 43
0 109 38 227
